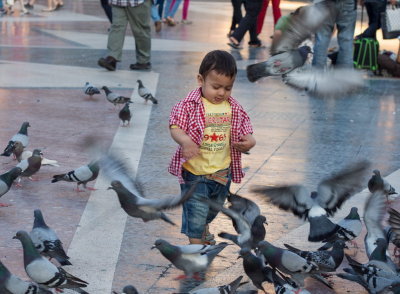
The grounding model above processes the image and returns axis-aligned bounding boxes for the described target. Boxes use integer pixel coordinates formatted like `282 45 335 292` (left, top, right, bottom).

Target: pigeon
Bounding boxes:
269 270 311 294
239 248 272 293
13 231 89 293
137 80 158 104
12 142 59 167
102 86 131 106
227 192 261 229
51 160 100 192
251 160 370 242
369 238 397 274
84 82 100 97
284 240 346 272
246 46 311 82
0 260 53 294
112 285 139 294
318 207 362 250
119 102 132 126
364 191 388 258
1 122 30 157
30 209 71 266
257 240 323 288
101 152 197 225
368 169 397 202
152 239 229 280
0 167 22 207
16 149 43 181
178 275 245 293
282 67 364 97
387 207 400 257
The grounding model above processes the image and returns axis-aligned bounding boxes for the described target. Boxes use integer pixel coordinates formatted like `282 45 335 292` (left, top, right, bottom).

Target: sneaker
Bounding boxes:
98 56 117 71
130 62 151 70
154 20 162 33
181 19 192 24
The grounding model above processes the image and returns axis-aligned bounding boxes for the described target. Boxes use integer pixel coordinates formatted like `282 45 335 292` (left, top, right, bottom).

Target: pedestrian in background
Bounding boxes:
228 0 243 36
256 0 281 35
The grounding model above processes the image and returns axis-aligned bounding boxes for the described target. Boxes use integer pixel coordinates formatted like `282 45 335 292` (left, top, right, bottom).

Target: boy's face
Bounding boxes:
197 70 235 104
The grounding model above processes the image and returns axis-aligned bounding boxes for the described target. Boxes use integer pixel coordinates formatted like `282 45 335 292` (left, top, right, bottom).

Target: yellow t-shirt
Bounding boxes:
182 97 232 175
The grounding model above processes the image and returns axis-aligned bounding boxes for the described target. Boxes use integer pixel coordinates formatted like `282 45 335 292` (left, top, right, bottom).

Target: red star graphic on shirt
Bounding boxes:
210 133 219 142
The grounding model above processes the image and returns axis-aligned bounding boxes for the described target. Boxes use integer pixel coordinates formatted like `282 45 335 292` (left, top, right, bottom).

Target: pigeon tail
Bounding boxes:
51 174 66 183
160 212 176 226
308 215 339 242
1 141 15 157
246 61 271 82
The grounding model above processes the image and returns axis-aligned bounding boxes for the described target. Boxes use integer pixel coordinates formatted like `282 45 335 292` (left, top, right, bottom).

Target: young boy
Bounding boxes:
168 50 256 245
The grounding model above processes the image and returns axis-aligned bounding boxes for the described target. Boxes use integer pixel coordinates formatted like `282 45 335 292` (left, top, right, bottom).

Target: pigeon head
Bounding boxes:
137 80 143 87
7 167 23 181
256 240 271 251
254 215 268 225
152 239 168 250
310 191 318 199
239 248 252 258
122 285 139 294
32 149 43 158
108 180 124 191
19 122 30 134
102 86 111 94
372 170 381 177
13 230 29 241
374 238 387 248
33 209 49 229
345 207 360 220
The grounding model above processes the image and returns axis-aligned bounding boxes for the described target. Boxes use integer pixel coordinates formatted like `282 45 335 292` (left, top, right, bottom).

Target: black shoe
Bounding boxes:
98 56 117 71
25 3 34 9
130 62 151 70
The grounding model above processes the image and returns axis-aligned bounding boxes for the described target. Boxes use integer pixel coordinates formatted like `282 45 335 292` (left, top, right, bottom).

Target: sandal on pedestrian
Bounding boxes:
166 17 176 26
227 37 241 49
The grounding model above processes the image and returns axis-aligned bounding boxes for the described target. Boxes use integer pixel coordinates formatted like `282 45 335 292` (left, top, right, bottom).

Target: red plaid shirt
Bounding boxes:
168 87 253 184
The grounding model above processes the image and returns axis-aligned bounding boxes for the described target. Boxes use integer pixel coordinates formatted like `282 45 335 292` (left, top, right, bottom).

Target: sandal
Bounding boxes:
202 225 216 245
227 37 241 49
166 17 176 26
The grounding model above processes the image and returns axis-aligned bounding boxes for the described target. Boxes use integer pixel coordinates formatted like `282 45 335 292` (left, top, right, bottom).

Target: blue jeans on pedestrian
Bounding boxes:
312 0 357 68
151 4 161 21
164 0 182 18
180 169 231 239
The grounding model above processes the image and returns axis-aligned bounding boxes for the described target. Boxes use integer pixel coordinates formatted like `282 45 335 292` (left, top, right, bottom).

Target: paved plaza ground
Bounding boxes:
0 0 400 293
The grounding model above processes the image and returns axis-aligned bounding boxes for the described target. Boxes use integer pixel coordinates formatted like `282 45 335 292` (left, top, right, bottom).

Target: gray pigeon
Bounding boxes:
251 160 370 242
13 142 59 167
152 239 228 280
30 209 71 266
1 122 30 157
113 285 139 294
101 153 197 225
51 160 99 192
227 192 261 229
84 82 100 97
364 191 388 258
0 260 52 294
119 102 132 126
247 46 311 82
0 167 22 207
16 149 43 182
181 275 245 293
284 240 346 272
257 240 323 288
319 207 362 250
368 169 397 202
369 238 397 273
387 207 400 257
102 86 131 106
13 231 89 293
137 80 158 104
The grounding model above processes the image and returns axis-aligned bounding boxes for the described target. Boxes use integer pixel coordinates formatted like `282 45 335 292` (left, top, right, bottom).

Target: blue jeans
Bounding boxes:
151 4 161 21
180 169 231 239
312 0 357 68
164 0 182 18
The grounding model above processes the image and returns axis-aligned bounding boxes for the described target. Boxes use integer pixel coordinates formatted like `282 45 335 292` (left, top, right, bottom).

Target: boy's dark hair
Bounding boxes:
199 50 237 79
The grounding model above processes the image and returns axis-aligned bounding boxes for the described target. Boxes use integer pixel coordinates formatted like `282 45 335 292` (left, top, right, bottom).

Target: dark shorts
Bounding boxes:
180 169 231 239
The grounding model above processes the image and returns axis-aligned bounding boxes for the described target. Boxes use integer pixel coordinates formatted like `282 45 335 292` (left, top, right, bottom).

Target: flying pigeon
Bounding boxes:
119 102 132 126
364 191 388 258
0 260 53 294
284 240 346 272
51 160 99 192
112 285 138 294
13 142 59 167
137 80 158 104
251 160 370 242
13 231 89 293
368 169 397 203
16 149 43 182
387 207 400 257
84 82 100 97
227 192 261 229
0 167 22 207
101 153 197 225
152 239 228 280
1 122 30 157
318 207 362 250
239 248 273 293
102 86 131 106
179 275 245 294
30 209 71 266
247 46 311 82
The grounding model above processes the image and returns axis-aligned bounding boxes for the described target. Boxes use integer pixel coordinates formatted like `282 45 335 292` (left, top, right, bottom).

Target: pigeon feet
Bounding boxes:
192 272 204 281
0 203 11 207
174 274 188 280
28 176 39 181
86 187 97 191
55 288 64 293
74 187 86 193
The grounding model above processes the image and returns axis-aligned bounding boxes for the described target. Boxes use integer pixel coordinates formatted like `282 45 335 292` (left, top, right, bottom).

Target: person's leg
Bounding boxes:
182 0 189 20
335 0 357 68
231 0 262 44
127 0 151 65
256 0 268 35
230 0 243 32
312 1 336 68
164 0 173 17
248 0 263 45
271 0 281 25
168 0 182 18
107 5 128 61
158 0 164 18
101 0 112 23
151 3 161 21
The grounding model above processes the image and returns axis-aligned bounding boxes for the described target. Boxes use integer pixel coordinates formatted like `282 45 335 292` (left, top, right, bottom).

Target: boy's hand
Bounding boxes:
232 134 256 153
182 141 200 160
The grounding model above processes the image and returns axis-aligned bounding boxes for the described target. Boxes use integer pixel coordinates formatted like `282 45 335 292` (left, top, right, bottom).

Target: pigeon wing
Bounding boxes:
16 159 29 172
316 160 370 215
177 244 213 254
364 191 386 257
251 185 312 219
388 208 400 245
